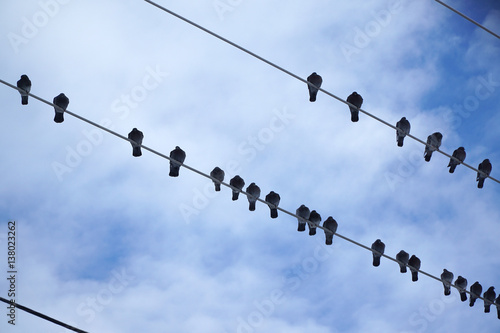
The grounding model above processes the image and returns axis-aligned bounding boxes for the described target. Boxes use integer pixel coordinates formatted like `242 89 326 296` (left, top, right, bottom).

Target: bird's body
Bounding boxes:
483 286 496 313
469 282 483 307
441 269 454 296
307 72 322 102
322 217 338 245
346 92 363 122
448 147 466 173
308 210 321 236
408 255 421 282
53 93 69 123
17 74 31 105
477 159 492 188
127 128 144 157
396 250 409 273
396 117 411 147
245 183 261 211
265 191 280 218
495 294 500 319
296 205 311 232
229 175 245 200
454 276 468 302
371 239 385 267
169 146 186 177
424 132 443 162
210 167 225 191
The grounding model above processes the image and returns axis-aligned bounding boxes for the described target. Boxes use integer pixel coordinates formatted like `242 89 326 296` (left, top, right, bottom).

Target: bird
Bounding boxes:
322 217 338 245
483 287 496 313
495 294 500 319
346 92 363 122
477 159 492 188
448 147 466 173
441 269 454 296
396 250 409 273
307 72 322 102
210 167 225 191
265 191 280 218
395 117 411 147
53 93 69 123
245 183 261 211
16 74 31 105
371 239 385 267
127 128 144 157
469 281 483 307
229 175 245 201
454 276 468 302
408 255 421 282
169 146 186 177
308 210 321 236
296 205 310 232
423 132 443 162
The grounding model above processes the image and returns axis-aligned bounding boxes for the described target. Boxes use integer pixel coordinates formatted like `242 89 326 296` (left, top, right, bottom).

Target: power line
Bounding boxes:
142 0 500 186
1 80 492 306
434 0 500 40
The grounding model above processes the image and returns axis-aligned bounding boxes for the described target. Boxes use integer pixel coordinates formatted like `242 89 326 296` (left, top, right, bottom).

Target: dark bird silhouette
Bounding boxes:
246 183 261 211
371 239 385 267
477 159 492 188
53 93 69 123
408 255 421 282
346 92 363 122
210 167 225 191
454 276 468 302
469 282 483 307
396 250 409 273
424 132 442 162
229 175 245 201
448 147 466 173
265 191 280 218
396 117 411 147
307 72 322 102
441 269 454 296
322 217 338 245
17 74 31 105
296 205 310 232
483 287 496 313
495 294 500 319
127 128 143 157
169 146 186 177
308 210 321 236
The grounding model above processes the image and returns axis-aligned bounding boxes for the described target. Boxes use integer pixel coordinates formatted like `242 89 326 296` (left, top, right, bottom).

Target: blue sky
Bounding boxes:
1 0 500 332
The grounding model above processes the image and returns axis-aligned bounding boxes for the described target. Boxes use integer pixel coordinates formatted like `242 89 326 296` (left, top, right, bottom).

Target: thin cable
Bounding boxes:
1 81 491 305
142 0 500 185
435 0 500 40
0 297 88 333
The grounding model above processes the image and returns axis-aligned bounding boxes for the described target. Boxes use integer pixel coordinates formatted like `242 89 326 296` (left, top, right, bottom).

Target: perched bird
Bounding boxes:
346 92 363 122
496 294 500 319
448 147 466 173
210 167 225 191
477 159 492 189
296 205 311 232
127 128 144 157
441 269 454 296
229 175 245 200
53 93 69 123
265 191 280 218
17 74 31 105
484 287 496 313
307 72 322 102
322 217 338 245
469 281 483 307
308 210 322 236
169 146 186 177
454 276 468 302
395 117 411 147
371 239 385 267
245 183 261 211
408 255 421 282
424 132 443 162
396 250 409 273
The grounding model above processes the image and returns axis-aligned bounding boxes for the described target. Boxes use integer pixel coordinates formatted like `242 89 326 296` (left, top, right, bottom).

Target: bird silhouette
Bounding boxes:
424 132 442 162
127 128 144 157
469 282 483 307
483 286 496 313
17 74 31 105
408 255 421 282
322 217 338 245
371 239 385 267
169 146 186 177
296 205 311 232
307 72 322 102
454 276 468 302
441 269 454 296
346 92 363 122
396 117 411 147
448 147 466 173
396 250 409 273
245 183 261 211
308 210 321 236
495 294 500 319
210 167 225 191
477 159 492 188
53 93 69 123
229 175 245 200
265 191 280 218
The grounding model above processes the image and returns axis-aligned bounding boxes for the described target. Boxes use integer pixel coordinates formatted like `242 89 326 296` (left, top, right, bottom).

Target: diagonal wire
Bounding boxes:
1 80 492 305
142 0 500 185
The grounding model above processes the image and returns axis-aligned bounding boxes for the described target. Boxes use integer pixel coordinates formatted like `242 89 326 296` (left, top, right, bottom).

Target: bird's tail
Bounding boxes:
169 165 180 177
411 271 418 282
350 109 359 122
449 164 456 173
21 95 28 105
444 286 451 296
297 223 306 232
485 304 491 313
270 208 278 219
400 265 407 273
469 297 476 307
497 307 500 320
325 235 333 245
309 91 317 102
214 183 221 191
232 191 239 201
373 256 381 267
460 291 467 302
132 147 142 157
478 179 485 188
308 227 316 236
424 152 432 162
397 137 404 147
54 112 64 123
249 201 256 211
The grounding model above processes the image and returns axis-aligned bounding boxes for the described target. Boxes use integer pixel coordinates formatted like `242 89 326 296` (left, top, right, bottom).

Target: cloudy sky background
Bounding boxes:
1 0 500 332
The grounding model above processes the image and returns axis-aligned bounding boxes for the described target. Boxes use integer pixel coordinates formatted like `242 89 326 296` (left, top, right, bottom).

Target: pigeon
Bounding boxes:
424 132 443 162
448 147 466 173
477 159 492 189
322 217 338 245
127 128 144 157
308 210 321 236
265 191 280 218
408 255 421 282
396 250 409 273
346 92 363 122
307 72 322 102
296 205 310 232
469 281 483 307
16 74 31 105
229 175 245 200
496 294 500 319
371 239 385 267
245 183 261 211
210 167 225 191
441 269 454 296
53 93 69 123
454 276 468 302
396 117 411 147
484 286 496 313
169 146 186 177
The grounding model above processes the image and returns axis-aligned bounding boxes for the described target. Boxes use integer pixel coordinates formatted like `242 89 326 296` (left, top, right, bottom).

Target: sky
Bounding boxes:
1 0 500 332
